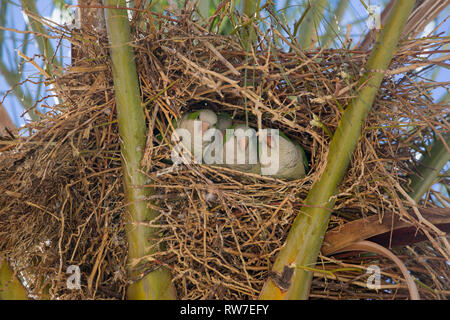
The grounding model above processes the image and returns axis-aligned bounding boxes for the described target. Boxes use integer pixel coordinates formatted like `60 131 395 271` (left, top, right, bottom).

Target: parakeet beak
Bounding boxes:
266 136 276 148
201 122 211 134
238 137 248 151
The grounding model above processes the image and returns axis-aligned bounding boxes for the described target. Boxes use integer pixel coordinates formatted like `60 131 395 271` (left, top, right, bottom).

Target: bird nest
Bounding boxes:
0 12 449 300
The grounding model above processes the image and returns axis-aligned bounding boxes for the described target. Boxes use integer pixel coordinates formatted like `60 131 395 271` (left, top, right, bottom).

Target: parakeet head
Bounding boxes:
223 124 258 166
225 124 253 151
198 109 217 126
261 130 290 150
216 112 233 131
187 109 218 133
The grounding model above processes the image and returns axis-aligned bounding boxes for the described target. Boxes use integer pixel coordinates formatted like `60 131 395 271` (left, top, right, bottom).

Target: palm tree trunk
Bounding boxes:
0 259 28 300
408 133 450 203
103 0 176 300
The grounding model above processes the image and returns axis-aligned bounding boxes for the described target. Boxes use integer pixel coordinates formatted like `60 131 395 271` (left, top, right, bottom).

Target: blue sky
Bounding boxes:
1 0 74 127
1 0 448 128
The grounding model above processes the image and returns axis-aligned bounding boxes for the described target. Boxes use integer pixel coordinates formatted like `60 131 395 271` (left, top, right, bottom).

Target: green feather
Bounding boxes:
224 127 235 144
218 112 232 119
278 130 290 141
279 130 309 172
187 110 200 120
171 117 178 129
224 124 251 144
300 146 309 172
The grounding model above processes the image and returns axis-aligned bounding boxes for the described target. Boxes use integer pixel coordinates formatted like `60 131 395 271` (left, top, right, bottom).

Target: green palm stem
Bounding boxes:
103 0 176 300
259 0 416 300
0 258 28 300
297 0 327 49
241 0 258 51
241 0 259 124
408 133 450 203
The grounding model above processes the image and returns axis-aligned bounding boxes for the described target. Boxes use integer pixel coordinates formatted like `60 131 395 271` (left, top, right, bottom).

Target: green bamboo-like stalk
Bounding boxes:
103 0 176 300
21 0 59 73
0 259 28 300
408 133 450 203
297 0 327 49
259 0 416 300
241 0 258 51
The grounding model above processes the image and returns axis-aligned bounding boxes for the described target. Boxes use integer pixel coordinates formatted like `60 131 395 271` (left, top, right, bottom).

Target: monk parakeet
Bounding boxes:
216 112 233 131
216 123 260 174
259 130 308 180
174 109 218 162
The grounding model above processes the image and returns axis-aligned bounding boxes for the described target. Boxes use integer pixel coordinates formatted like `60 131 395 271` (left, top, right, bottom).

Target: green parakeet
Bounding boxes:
174 109 218 162
259 130 308 180
216 112 233 131
219 123 260 174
